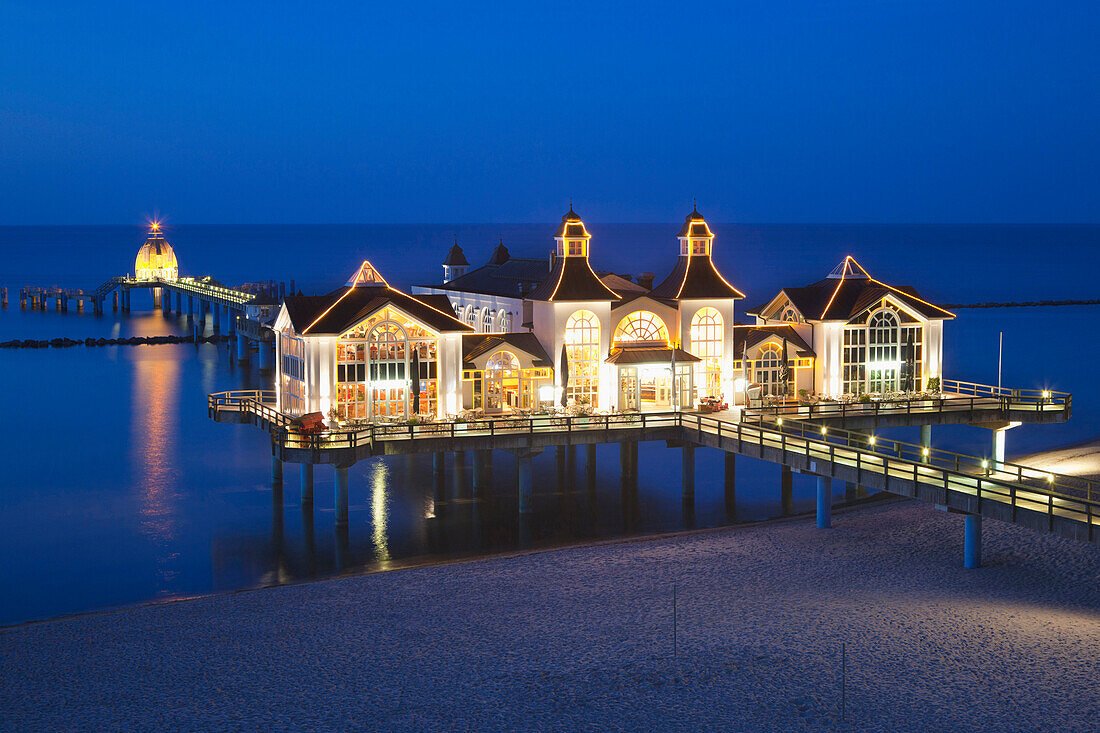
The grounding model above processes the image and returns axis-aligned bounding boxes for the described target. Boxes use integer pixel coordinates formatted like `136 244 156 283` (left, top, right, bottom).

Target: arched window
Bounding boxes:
464 305 476 327
564 310 600 407
481 308 493 333
690 307 723 399
496 309 508 333
755 343 789 397
368 322 407 418
781 308 799 323
613 311 669 345
868 309 900 392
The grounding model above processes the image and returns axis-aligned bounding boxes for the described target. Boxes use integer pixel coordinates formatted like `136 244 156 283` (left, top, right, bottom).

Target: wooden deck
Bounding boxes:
208 383 1095 544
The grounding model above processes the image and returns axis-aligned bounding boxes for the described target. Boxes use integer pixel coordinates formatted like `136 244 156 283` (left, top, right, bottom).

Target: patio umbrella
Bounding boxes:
779 337 790 398
904 330 916 393
559 343 569 407
410 348 421 415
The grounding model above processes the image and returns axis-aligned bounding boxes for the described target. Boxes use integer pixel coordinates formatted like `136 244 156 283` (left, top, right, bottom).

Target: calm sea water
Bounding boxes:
0 224 1096 625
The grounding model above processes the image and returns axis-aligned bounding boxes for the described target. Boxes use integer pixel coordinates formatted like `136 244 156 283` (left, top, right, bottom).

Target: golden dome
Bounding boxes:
134 224 179 281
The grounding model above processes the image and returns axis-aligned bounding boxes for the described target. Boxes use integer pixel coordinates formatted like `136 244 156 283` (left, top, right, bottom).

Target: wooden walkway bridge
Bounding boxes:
209 382 1083 566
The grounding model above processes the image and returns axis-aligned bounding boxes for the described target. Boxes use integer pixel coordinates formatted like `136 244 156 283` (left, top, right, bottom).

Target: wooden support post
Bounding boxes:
472 449 490 496
517 452 534 514
781 465 794 516
724 452 736 519
334 465 349 526
300 463 314 505
433 452 445 502
817 476 832 528
682 444 695 499
271 455 283 486
964 514 982 568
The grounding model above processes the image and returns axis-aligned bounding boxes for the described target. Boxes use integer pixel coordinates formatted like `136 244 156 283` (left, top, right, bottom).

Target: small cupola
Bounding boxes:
554 204 591 258
677 204 714 257
442 237 470 283
488 237 511 265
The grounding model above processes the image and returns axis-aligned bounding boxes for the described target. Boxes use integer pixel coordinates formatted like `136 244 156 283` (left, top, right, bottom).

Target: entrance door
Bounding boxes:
619 367 639 411
638 366 672 409
484 351 520 413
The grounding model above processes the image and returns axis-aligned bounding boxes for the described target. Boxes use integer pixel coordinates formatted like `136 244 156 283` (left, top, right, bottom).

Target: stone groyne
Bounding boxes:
0 334 231 348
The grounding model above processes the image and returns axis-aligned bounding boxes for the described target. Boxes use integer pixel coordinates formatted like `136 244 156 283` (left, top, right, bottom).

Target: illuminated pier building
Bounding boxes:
272 207 951 420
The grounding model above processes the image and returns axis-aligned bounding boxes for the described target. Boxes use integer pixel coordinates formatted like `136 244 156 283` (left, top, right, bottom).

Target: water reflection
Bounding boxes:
369 460 391 564
129 354 181 594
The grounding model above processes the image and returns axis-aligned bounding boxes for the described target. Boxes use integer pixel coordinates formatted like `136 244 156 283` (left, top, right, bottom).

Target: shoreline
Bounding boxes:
2 493 900 630
2 498 1097 731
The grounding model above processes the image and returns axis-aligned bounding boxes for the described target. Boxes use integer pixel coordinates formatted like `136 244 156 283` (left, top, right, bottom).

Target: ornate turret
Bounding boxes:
134 222 178 281
649 205 743 300
488 237 511 265
553 205 592 258
442 238 470 283
526 205 620 302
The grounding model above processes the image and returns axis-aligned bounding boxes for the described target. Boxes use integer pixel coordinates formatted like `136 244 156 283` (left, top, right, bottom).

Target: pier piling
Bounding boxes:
817 476 832 528
964 514 982 568
300 463 314 505
781 465 794 515
334 465 349 526
724 452 736 518
517 452 533 514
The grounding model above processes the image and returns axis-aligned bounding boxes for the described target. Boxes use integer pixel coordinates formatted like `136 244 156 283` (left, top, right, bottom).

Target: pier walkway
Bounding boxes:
209 382 1090 562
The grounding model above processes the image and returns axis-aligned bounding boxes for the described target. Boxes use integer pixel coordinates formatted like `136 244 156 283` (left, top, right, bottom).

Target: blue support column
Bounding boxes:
187 295 193 319
724 452 737 519
518 452 533 514
271 456 283 486
964 514 982 568
300 463 314 505
213 303 221 331
817 476 832 528
175 292 181 312
228 307 236 335
335 466 349 526
259 340 274 369
236 332 250 362
682 444 695 499
433 452 445 502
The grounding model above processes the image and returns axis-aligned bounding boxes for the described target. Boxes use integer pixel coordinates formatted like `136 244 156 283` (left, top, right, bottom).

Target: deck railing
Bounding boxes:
207 389 1097 535
746 380 1070 421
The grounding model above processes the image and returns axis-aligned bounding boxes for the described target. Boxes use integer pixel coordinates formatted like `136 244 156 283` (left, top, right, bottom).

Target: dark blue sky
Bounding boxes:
2 1 1097 224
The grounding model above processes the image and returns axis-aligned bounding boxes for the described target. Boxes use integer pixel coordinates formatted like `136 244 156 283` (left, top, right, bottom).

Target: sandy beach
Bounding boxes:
2 498 1098 732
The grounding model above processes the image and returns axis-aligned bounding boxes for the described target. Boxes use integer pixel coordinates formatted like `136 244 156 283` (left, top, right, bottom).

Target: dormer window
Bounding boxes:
692 239 707 255
568 240 583 256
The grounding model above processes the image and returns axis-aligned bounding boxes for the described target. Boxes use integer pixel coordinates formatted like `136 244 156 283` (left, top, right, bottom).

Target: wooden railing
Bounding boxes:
746 379 1070 421
208 390 1099 536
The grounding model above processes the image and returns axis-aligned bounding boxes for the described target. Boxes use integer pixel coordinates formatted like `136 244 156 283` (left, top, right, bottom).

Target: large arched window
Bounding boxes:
613 310 669 345
690 307 723 399
484 350 520 411
338 307 438 420
868 309 900 392
781 308 799 323
755 343 789 397
465 306 477 327
564 310 601 407
482 308 494 333
496 309 508 333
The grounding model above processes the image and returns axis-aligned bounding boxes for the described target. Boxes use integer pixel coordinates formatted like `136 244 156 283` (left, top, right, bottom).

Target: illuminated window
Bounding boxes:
781 308 799 323
690 307 723 399
484 351 520 411
692 240 706 255
868 310 900 393
464 305 476 327
482 308 493 333
279 334 306 414
843 327 866 395
613 311 669 345
565 309 600 407
755 343 791 397
338 307 438 419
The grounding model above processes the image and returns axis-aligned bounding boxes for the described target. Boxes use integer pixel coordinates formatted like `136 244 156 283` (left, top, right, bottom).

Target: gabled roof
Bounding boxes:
745 257 954 321
462 333 553 368
732 324 815 358
648 255 745 300
284 261 474 335
600 273 648 295
526 256 621 302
